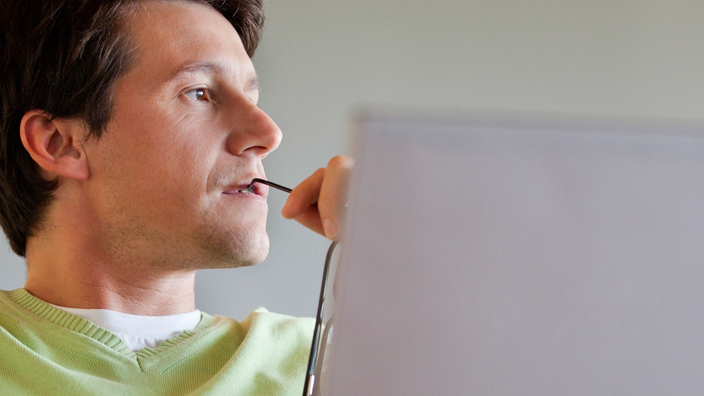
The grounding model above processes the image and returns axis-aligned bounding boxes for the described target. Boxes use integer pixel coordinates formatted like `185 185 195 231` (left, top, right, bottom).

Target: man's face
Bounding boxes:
82 1 281 269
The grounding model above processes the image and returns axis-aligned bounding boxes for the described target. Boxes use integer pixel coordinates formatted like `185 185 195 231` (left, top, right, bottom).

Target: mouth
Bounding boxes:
222 181 268 199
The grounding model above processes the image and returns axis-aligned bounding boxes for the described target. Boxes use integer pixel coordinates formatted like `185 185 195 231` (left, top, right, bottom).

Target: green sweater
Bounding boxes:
0 289 314 395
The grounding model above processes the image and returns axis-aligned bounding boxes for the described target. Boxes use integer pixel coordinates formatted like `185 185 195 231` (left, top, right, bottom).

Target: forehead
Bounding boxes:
121 1 254 85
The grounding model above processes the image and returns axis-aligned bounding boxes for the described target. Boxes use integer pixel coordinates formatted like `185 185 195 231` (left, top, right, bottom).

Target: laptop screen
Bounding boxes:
312 111 704 395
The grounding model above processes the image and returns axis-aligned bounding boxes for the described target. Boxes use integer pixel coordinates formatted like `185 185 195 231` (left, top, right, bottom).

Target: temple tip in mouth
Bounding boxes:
248 178 292 194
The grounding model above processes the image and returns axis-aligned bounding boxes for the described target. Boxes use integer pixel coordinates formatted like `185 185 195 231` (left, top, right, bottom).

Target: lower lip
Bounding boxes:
221 191 267 202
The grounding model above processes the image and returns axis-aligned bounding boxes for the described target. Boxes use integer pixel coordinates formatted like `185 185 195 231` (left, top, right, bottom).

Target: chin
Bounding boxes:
231 238 270 268
194 225 271 269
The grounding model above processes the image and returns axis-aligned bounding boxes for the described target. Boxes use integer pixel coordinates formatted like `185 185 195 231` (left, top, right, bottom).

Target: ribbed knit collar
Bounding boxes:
6 289 217 360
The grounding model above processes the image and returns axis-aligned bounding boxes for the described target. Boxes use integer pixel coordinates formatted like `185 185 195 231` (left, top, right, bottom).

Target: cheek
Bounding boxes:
126 109 215 175
99 118 217 208
101 85 226 204
160 121 220 191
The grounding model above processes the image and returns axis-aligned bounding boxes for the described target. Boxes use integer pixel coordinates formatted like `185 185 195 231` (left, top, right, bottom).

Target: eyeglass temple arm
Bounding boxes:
248 178 293 194
249 177 335 396
303 240 338 396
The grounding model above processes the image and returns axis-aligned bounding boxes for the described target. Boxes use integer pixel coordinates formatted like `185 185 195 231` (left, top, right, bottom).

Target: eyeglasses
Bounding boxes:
248 179 341 396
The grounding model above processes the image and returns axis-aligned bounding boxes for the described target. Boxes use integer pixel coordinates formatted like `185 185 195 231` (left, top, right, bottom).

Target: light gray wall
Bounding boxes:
2 0 704 319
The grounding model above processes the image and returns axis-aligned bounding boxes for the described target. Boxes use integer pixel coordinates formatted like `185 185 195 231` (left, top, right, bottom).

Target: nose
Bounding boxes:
224 97 282 159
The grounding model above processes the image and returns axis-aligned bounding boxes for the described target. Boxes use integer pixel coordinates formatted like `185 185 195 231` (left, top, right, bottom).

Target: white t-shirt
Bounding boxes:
51 304 201 352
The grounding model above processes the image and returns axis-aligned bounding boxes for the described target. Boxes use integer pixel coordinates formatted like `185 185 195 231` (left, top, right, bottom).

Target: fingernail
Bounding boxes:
323 219 338 239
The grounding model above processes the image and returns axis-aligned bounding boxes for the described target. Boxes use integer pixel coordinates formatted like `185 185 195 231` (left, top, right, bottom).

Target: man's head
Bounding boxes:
0 0 280 268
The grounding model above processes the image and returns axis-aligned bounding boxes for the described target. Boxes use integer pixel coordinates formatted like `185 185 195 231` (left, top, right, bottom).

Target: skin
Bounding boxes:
18 1 352 315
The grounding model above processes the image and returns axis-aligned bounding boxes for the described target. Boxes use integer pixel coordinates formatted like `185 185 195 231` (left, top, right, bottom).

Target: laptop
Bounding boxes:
306 111 704 395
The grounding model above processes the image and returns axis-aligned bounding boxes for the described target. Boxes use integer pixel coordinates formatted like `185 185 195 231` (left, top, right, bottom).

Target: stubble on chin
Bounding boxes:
192 219 270 269
101 189 270 270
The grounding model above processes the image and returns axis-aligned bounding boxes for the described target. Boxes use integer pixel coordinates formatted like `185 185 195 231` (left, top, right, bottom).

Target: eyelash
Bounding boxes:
183 87 261 106
184 87 210 102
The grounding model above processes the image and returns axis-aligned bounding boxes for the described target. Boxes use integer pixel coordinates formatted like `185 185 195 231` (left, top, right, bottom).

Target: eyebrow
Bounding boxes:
163 61 261 92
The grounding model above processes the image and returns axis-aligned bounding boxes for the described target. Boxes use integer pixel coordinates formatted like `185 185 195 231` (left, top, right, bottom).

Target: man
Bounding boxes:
0 0 351 394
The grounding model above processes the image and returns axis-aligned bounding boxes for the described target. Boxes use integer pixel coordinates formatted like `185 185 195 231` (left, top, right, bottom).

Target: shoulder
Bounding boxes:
201 309 315 393
242 308 315 338
209 308 314 354
0 289 37 332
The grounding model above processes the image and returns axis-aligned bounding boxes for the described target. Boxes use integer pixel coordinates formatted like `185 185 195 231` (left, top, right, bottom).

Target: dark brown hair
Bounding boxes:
0 0 264 256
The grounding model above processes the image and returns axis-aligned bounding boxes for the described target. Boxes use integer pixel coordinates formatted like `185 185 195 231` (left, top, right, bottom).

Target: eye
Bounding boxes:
184 87 210 102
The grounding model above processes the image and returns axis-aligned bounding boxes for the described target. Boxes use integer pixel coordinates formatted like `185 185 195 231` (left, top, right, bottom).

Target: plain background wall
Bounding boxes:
2 0 704 319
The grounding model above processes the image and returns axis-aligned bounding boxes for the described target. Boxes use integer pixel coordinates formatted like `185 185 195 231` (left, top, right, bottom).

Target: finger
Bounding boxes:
281 168 325 219
288 204 325 236
318 156 354 240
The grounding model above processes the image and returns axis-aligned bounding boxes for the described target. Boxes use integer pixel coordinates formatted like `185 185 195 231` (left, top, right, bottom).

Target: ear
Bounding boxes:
20 111 90 181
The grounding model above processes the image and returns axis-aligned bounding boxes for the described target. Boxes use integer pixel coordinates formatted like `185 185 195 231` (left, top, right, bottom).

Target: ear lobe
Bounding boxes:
20 111 90 181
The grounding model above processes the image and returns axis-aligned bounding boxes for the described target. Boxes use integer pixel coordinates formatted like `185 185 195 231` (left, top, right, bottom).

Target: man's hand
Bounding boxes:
281 156 354 240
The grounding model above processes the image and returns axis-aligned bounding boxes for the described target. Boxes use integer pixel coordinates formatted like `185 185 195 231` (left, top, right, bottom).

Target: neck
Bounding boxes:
24 263 196 316
24 225 197 316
